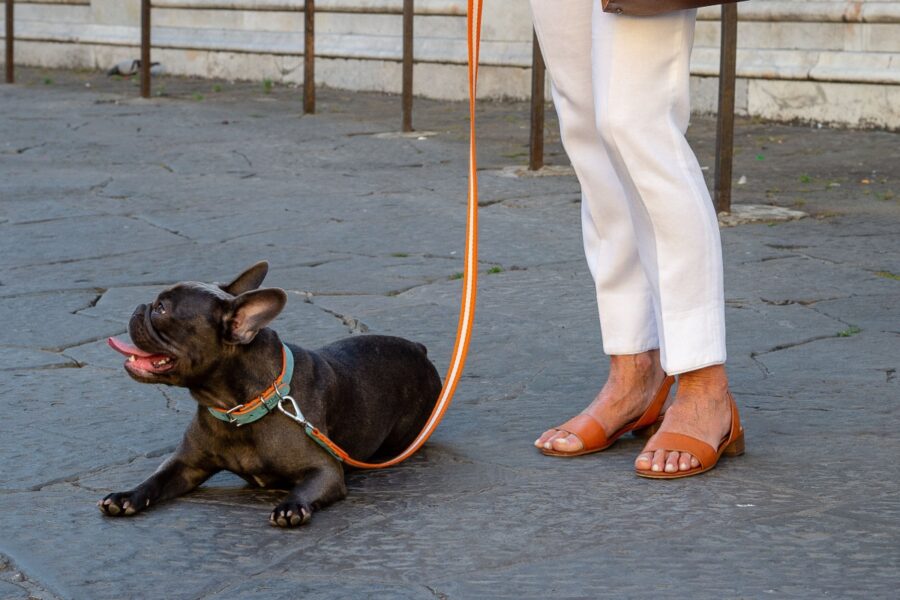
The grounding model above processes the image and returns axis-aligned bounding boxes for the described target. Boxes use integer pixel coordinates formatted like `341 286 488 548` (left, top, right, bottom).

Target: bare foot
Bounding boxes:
534 350 667 454
634 365 733 473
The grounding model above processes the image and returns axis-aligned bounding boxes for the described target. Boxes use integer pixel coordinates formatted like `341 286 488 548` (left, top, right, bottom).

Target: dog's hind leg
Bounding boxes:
269 465 347 528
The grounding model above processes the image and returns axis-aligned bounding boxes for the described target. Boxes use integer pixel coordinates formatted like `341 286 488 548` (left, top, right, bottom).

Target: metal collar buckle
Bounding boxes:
224 403 246 425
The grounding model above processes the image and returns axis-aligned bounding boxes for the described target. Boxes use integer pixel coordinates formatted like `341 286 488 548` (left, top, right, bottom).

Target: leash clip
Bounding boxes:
275 386 306 426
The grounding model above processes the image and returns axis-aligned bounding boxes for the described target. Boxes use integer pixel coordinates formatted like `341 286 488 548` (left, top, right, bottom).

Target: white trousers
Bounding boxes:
530 1 726 375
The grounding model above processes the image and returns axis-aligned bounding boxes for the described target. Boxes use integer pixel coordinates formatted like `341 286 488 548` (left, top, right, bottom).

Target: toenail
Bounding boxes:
651 464 661 472
543 442 552 449
665 464 677 473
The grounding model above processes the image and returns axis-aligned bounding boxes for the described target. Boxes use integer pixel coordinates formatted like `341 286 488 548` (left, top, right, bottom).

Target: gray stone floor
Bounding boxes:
1 68 898 599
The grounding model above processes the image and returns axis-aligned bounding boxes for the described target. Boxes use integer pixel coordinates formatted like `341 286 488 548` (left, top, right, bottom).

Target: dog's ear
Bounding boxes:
222 288 287 345
220 262 269 296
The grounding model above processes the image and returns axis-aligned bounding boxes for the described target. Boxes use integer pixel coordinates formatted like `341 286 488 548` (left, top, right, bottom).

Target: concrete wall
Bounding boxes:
2 0 899 128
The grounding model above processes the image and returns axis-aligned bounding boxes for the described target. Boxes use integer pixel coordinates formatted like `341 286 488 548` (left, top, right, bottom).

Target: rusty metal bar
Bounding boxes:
528 29 545 171
401 0 413 132
141 0 151 98
304 0 315 113
5 0 13 83
714 3 738 214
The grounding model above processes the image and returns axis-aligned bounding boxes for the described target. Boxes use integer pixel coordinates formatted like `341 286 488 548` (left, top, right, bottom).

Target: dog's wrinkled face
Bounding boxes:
107 262 286 385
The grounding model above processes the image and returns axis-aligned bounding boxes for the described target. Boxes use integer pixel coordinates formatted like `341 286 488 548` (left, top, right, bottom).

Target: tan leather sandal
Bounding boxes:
635 391 745 479
540 375 675 457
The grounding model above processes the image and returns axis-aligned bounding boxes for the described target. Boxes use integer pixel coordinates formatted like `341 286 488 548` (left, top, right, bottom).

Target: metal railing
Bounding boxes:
4 0 12 83
140 0 415 128
714 3 739 214
528 29 544 172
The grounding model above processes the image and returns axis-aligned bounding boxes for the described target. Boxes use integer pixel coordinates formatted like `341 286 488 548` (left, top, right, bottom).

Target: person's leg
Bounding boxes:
589 5 733 472
530 0 667 453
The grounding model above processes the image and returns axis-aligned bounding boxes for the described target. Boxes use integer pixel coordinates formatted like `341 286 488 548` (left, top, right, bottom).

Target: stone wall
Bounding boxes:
2 0 899 128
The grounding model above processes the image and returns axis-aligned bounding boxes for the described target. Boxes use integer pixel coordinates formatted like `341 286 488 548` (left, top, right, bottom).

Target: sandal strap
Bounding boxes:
631 375 675 431
642 432 717 468
556 414 609 449
727 392 743 439
555 375 675 449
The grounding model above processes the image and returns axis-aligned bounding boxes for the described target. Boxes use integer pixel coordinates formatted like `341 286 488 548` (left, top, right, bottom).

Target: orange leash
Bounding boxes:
296 0 484 469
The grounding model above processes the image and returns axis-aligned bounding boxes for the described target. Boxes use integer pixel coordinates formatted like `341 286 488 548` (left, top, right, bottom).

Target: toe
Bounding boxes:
691 455 701 469
678 452 694 471
635 451 653 470
551 434 583 453
651 449 667 472
541 430 566 450
534 428 559 448
664 451 680 473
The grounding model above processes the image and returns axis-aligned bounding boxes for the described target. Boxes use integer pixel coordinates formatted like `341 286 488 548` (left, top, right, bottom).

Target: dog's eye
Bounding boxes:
153 302 167 315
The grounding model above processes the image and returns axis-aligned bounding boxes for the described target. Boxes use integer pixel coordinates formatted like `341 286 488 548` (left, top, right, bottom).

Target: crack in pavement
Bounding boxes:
6 141 48 155
386 277 451 297
0 282 177 301
232 149 253 167
749 326 859 376
41 331 126 354
5 242 194 271
89 176 113 194
128 214 194 241
0 361 82 373
215 227 294 244
759 295 849 306
749 353 771 379
21 445 177 493
160 388 186 414
307 300 371 334
802 303 855 329
424 584 451 599
10 214 104 226
0 553 63 600
71 289 107 315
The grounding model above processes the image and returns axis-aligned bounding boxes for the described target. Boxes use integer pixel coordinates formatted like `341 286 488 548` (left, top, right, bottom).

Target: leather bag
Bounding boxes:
602 0 746 17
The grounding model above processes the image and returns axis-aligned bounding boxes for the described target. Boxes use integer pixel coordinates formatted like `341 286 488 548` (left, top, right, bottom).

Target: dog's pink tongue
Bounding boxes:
107 337 156 358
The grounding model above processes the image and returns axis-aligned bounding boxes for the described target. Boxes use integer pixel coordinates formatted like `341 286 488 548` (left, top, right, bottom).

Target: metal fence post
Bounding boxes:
5 0 13 83
140 0 151 98
401 0 414 132
304 0 315 113
714 3 738 214
528 30 545 171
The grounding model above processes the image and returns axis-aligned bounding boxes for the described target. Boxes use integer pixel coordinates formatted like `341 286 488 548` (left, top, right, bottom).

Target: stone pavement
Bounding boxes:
1 68 898 599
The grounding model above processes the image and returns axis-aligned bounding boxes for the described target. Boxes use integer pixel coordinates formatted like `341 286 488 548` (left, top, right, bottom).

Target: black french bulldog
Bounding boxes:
99 262 442 527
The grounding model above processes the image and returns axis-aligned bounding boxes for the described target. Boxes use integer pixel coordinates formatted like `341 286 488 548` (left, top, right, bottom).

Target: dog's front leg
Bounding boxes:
98 453 216 517
270 465 347 528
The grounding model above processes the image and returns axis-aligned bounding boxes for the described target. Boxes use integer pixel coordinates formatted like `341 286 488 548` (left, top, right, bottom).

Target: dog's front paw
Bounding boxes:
269 502 312 528
97 491 150 517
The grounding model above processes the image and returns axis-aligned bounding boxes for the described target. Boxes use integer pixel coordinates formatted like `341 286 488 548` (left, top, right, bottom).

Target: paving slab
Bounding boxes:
0 67 898 599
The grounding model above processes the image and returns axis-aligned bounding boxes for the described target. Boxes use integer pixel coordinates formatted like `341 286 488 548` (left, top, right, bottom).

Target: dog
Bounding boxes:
99 262 442 527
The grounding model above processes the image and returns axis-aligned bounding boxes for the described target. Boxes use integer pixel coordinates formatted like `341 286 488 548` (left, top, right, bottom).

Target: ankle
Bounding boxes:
678 364 726 385
609 350 663 381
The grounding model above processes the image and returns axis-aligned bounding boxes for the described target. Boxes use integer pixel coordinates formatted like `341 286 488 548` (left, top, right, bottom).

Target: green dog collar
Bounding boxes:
207 343 294 427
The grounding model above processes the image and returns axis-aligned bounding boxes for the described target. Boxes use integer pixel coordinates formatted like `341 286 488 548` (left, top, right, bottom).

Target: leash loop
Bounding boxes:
214 1 484 469
298 0 484 469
